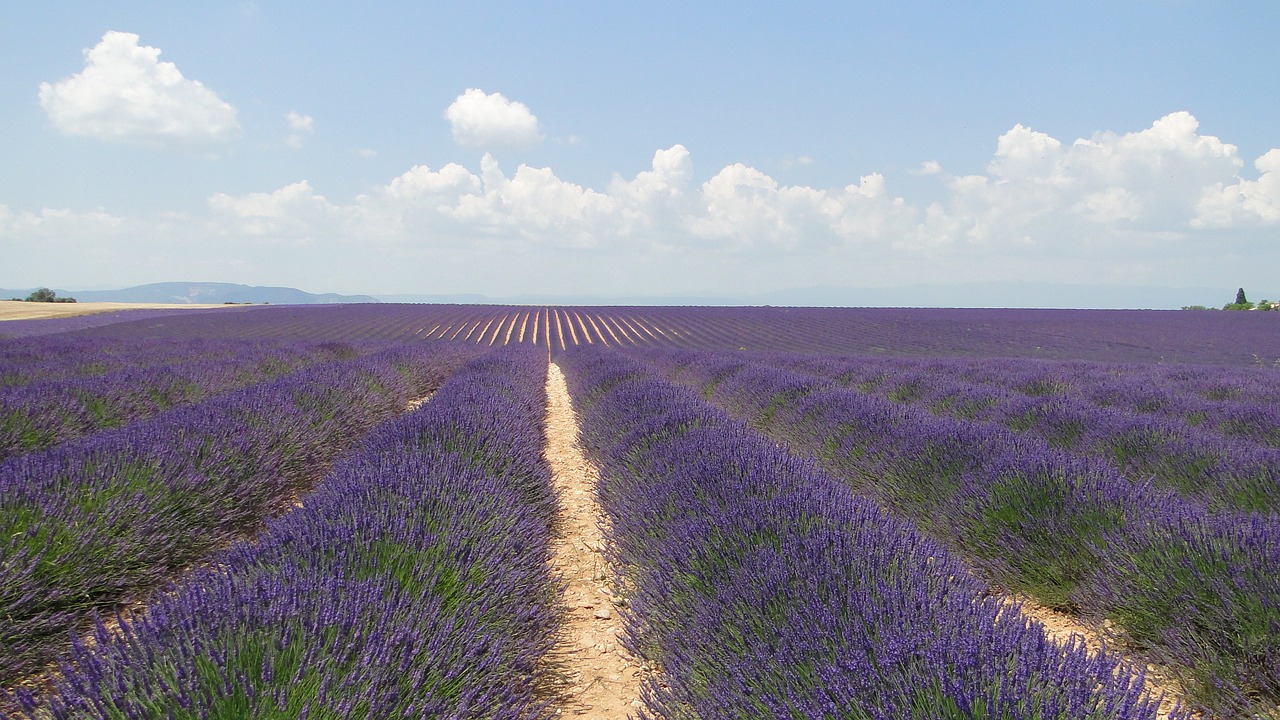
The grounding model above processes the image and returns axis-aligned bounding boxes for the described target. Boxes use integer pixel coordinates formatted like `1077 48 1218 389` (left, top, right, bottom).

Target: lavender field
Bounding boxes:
3 304 1278 719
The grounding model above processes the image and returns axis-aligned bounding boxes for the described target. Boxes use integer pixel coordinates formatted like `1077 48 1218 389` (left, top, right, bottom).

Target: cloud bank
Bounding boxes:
6 112 1278 295
38 31 239 146
205 112 1279 252
1196 149 1280 227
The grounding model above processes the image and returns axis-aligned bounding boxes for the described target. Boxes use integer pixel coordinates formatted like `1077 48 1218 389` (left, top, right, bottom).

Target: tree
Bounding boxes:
1223 287 1255 310
23 287 76 303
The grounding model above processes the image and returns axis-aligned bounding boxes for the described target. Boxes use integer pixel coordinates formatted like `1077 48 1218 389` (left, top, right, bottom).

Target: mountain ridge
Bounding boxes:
3 282 377 305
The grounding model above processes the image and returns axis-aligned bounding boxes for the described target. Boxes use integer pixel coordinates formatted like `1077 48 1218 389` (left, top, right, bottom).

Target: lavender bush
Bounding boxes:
1095 508 1280 716
753 352 1280 512
641 349 1280 717
561 347 1174 719
0 343 476 686
0 341 358 461
0 336 322 388
14 345 558 719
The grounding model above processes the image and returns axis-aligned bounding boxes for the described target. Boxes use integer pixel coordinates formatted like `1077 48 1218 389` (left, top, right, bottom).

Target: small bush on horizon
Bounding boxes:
23 287 76 303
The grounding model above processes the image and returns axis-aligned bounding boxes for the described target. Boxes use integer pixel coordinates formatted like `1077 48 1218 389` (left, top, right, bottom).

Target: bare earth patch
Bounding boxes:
0 300 232 322
543 363 644 718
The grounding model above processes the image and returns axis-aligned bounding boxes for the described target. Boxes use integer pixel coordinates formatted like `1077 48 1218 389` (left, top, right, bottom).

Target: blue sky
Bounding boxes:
2 1 1278 305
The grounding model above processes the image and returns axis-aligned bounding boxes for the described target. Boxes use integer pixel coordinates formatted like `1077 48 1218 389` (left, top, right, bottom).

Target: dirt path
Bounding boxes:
543 363 644 718
582 314 610 347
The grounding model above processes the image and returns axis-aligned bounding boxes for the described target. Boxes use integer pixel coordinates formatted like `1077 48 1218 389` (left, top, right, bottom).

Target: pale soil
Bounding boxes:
543 363 645 718
0 300 231 322
404 393 433 413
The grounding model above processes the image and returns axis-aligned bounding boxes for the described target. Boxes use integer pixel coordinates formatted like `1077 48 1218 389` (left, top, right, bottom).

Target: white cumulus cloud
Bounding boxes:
285 111 314 148
445 155 615 247
924 111 1254 254
1074 187 1143 224
608 145 694 207
990 124 1067 184
208 181 337 240
38 31 239 145
1194 148 1280 227
285 111 313 132
916 160 943 175
0 205 126 235
444 88 542 148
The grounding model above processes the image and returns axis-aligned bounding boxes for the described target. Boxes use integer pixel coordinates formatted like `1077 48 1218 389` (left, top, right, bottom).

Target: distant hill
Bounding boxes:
746 283 1261 310
3 283 377 305
376 283 1272 310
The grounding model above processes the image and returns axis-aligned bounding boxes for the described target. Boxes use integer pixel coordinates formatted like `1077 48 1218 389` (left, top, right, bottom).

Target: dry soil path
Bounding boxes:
543 363 645 718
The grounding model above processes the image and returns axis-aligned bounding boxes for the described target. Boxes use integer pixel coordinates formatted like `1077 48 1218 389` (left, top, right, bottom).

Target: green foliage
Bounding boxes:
1223 287 1260 310
24 287 76 303
1 409 60 452
1107 519 1280 716
885 379 926 403
967 470 1124 611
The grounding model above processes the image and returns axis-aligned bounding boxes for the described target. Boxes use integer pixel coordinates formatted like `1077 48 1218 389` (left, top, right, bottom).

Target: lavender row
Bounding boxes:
13 345 558 719
758 351 1280 405
0 335 343 388
561 347 1172 719
720 351 1280 512
0 307 245 340
646 350 1279 717
26 304 1280 366
0 342 477 686
0 341 361 462
774 352 1280 449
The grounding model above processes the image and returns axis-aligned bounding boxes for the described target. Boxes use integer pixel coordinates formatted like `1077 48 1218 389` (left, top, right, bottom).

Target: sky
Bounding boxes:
2 1 1278 305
